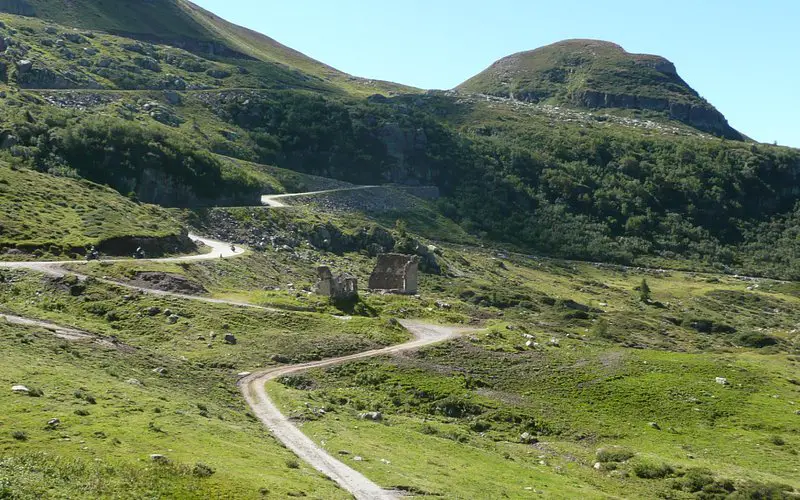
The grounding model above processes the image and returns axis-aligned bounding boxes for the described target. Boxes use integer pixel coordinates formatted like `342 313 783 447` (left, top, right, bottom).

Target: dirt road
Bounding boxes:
261 186 379 207
0 234 245 277
239 321 471 500
2 233 473 498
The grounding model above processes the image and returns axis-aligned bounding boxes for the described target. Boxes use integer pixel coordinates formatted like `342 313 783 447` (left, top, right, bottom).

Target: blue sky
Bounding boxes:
193 0 798 147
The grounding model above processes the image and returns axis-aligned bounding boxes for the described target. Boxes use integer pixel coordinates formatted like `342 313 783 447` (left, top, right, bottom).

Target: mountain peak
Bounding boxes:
458 39 740 139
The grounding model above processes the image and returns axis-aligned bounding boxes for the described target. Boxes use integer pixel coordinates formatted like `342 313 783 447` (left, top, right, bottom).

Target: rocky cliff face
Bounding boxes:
574 90 742 140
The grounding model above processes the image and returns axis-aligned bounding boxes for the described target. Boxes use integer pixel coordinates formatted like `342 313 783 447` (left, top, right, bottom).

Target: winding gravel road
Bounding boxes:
0 233 245 277
2 233 471 499
261 186 379 207
239 321 471 500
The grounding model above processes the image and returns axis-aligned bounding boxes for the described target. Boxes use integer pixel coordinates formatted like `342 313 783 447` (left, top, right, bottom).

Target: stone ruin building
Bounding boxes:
368 254 420 294
314 266 358 300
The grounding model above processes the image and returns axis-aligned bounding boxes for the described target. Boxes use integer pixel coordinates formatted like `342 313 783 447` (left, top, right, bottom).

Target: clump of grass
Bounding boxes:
74 389 96 404
11 431 27 441
285 458 300 469
770 435 786 446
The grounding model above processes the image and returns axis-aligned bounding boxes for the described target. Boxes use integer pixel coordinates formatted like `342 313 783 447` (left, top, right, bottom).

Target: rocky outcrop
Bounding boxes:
379 122 428 182
15 62 102 89
573 90 742 140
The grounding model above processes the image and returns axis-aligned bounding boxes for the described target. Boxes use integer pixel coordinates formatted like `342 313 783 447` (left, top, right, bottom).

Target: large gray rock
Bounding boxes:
134 56 161 72
15 59 32 74
150 454 170 463
359 411 383 421
11 385 29 393
223 333 237 345
206 68 231 79
62 32 86 44
164 90 181 105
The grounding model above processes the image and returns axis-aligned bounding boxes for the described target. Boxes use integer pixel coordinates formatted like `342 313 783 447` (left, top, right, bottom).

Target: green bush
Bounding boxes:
633 461 674 479
596 447 634 463
738 332 779 348
192 462 215 478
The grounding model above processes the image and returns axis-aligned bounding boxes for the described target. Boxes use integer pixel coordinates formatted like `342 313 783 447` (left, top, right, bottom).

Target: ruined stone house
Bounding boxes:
314 266 358 300
368 254 420 294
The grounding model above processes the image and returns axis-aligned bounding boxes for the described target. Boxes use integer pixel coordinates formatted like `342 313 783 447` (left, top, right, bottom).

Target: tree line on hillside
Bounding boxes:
3 89 800 278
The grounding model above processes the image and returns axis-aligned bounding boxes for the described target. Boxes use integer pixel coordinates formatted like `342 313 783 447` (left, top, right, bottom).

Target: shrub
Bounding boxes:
633 461 674 479
74 409 90 416
639 279 651 302
285 458 300 469
192 462 215 477
738 332 779 348
729 481 794 499
11 431 27 441
596 447 634 463
671 468 715 493
769 435 785 446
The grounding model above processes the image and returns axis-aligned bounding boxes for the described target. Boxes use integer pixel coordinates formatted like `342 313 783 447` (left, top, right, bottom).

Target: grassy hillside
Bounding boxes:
266 248 800 498
0 164 188 257
0 0 417 96
0 266 409 498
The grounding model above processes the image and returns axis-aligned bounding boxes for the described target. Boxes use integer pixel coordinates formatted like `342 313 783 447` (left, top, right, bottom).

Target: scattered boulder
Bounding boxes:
11 385 29 394
96 57 113 68
62 33 86 44
164 90 181 105
134 56 161 72
46 418 60 429
167 314 180 324
83 47 98 56
152 367 167 376
44 26 58 35
520 432 537 444
15 59 32 75
649 422 661 430
126 378 142 386
224 334 237 345
150 454 170 464
359 411 383 421
715 377 729 386
146 306 161 316
206 68 231 79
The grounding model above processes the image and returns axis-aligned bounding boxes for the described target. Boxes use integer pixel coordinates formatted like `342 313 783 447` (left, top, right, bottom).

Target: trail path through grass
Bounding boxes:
2 232 475 498
239 321 475 500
